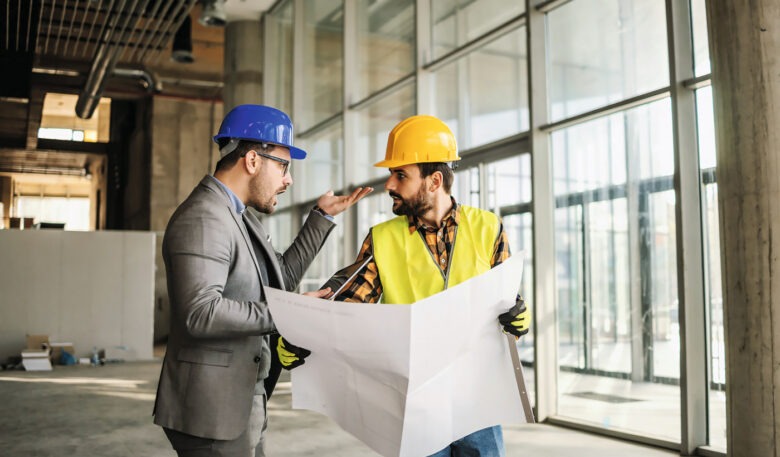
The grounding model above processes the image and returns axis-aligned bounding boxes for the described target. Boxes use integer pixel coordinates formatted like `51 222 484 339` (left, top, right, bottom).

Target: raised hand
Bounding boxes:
316 187 374 217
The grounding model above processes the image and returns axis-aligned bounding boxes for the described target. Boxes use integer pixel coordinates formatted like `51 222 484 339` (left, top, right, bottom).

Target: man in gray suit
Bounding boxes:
154 104 372 457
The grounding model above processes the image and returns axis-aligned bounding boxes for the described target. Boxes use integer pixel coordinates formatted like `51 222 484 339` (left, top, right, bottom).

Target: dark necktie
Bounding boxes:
242 212 271 286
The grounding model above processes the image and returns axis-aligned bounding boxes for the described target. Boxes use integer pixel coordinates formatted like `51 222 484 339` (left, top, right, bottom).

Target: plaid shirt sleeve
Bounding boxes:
332 231 383 303
491 221 511 267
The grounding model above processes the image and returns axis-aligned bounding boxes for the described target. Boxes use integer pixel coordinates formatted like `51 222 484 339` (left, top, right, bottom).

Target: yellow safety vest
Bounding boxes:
372 205 500 304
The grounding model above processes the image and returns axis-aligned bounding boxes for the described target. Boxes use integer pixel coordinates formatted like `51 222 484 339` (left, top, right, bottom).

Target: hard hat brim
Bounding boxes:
373 157 460 168
289 145 307 160
213 134 307 160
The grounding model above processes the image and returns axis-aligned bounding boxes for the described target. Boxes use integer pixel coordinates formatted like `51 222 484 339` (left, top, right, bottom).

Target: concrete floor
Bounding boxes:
0 361 677 457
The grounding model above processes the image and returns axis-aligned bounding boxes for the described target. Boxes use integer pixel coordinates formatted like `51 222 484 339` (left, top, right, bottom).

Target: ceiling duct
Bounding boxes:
171 15 195 63
199 0 226 27
75 0 194 119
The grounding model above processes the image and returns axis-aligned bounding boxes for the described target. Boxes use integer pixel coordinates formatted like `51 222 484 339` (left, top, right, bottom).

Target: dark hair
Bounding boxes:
418 162 454 194
214 140 276 173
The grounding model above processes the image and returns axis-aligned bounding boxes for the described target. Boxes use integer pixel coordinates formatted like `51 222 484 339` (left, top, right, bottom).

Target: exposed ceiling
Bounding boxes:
0 0 274 175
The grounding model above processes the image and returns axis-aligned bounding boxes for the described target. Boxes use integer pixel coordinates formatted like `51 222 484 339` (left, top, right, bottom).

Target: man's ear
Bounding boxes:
244 150 259 174
428 171 443 192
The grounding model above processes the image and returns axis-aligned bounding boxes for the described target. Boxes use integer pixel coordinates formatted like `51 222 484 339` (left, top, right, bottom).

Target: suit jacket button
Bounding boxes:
254 356 262 363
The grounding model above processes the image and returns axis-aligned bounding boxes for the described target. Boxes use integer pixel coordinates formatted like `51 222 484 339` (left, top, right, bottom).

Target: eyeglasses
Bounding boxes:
255 151 290 176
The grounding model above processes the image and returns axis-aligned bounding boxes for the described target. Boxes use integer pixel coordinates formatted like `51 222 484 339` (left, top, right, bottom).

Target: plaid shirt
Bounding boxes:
334 198 510 303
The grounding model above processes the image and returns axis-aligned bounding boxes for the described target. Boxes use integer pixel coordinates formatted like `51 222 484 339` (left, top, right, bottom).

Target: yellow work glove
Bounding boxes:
498 295 530 337
276 337 311 370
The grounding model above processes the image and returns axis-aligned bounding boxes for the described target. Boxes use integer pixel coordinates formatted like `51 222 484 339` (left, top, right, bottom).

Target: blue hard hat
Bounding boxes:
213 104 306 159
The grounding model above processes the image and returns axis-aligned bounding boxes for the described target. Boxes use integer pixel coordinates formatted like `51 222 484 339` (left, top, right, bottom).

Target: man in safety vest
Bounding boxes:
319 114 531 457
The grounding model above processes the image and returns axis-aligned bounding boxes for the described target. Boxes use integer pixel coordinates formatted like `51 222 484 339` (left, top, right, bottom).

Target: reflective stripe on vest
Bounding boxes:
372 205 499 304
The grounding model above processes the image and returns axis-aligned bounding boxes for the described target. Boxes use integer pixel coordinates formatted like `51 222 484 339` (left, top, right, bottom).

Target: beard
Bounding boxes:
248 171 285 214
390 185 432 217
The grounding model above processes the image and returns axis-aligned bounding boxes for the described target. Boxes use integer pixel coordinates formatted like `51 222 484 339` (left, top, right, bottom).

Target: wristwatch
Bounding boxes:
312 205 331 217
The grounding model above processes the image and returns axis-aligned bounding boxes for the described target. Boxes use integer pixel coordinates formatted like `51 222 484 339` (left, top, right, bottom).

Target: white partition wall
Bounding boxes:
0 230 155 361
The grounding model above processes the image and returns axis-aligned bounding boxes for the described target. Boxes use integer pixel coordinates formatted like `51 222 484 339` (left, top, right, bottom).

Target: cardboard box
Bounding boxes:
26 334 50 351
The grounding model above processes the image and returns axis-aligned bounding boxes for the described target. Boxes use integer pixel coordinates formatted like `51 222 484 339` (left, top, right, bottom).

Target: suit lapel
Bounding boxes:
199 176 266 285
243 209 286 290
232 209 267 285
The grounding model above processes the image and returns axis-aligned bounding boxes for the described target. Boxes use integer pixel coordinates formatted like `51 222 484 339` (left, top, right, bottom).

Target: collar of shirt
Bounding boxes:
407 196 460 234
212 175 247 215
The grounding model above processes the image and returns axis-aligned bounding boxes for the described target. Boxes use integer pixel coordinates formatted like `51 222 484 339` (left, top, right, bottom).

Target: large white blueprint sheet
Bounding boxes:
265 254 526 457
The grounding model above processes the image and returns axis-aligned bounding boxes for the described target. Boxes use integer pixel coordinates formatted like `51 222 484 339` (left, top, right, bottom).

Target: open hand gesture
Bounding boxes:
316 187 373 217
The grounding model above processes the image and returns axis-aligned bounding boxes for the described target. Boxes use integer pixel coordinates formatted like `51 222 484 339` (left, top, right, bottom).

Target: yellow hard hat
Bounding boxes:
374 115 460 168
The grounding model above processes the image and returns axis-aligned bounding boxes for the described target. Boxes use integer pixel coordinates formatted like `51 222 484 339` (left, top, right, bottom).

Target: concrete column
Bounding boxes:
150 97 222 341
706 3 780 457
223 20 264 111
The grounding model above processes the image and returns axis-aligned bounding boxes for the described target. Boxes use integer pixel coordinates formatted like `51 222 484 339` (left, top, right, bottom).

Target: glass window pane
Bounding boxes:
433 27 529 150
266 1 294 114
587 198 631 374
298 122 344 202
302 0 344 130
696 86 716 169
356 84 416 180
357 191 393 253
265 209 293 253
452 166 480 208
696 86 725 450
691 0 710 76
552 114 627 196
548 0 669 121
301 222 345 293
356 0 415 99
430 0 525 60
556 205 585 368
552 99 681 441
649 189 679 380
487 155 532 209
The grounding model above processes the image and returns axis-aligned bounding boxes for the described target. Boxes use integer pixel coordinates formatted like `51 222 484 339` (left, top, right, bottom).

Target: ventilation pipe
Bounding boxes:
76 0 147 119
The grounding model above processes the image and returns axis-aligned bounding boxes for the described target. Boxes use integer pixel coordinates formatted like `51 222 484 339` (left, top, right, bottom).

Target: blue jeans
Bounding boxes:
428 425 505 457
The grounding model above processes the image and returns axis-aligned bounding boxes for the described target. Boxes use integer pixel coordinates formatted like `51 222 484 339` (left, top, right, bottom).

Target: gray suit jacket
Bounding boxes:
153 175 335 440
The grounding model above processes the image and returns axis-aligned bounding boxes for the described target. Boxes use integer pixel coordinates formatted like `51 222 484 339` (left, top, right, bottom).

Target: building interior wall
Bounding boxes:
0 230 155 361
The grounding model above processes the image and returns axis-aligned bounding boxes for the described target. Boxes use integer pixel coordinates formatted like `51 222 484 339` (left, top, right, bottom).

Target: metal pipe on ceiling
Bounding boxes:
63 0 81 56
151 0 197 64
52 0 69 54
75 0 195 118
82 0 110 57
15 0 21 51
132 0 177 61
5 0 9 49
146 0 193 63
27 0 36 51
44 0 56 54
73 0 90 56
75 0 134 118
86 0 117 58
